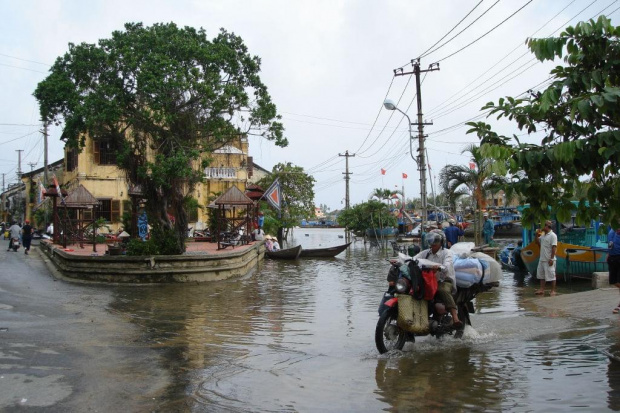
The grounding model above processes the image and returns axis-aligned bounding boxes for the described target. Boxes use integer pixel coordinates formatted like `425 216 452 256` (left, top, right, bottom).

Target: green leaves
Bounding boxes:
467 15 620 226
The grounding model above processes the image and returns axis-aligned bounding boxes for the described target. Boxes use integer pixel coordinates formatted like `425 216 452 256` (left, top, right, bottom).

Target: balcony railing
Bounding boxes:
204 167 238 180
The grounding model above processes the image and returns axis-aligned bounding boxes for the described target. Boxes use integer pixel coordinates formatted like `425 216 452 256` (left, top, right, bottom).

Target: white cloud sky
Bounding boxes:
1 0 618 211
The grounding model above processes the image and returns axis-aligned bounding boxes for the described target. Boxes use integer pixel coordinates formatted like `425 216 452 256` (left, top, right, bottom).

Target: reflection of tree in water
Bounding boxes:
107 260 321 409
374 345 517 410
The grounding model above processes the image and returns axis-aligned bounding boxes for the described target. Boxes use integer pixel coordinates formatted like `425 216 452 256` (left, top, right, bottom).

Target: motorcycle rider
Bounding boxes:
413 231 462 327
7 221 21 251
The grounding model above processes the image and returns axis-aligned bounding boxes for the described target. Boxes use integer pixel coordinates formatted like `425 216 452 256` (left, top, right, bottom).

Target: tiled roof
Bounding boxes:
63 184 99 208
214 185 254 205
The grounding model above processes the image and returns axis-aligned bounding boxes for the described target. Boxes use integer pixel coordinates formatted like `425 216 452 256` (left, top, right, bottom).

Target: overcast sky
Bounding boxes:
2 0 618 211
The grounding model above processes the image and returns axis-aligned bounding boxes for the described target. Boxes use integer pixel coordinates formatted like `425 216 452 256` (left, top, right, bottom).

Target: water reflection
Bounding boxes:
104 229 620 411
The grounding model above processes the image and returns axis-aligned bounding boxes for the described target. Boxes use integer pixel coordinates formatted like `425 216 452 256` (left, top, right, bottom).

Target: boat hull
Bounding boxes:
299 243 351 258
520 240 608 277
265 245 302 260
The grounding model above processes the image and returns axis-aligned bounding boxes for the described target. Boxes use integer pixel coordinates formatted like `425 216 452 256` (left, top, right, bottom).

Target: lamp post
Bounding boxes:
383 98 427 245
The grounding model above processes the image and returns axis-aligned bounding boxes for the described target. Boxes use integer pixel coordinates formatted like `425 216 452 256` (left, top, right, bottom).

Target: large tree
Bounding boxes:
467 16 620 226
337 200 398 234
35 22 287 254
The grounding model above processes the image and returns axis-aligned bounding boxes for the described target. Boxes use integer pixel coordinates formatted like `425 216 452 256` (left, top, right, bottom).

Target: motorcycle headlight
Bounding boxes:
396 278 411 294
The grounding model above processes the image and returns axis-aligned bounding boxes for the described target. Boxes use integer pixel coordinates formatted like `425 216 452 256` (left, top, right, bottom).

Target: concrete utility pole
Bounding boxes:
16 149 23 181
43 121 48 186
338 150 355 210
393 59 439 246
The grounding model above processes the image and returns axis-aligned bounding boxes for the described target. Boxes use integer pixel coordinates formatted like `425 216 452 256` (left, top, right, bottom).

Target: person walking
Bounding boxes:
535 220 558 296
21 220 33 255
482 213 494 245
608 223 620 313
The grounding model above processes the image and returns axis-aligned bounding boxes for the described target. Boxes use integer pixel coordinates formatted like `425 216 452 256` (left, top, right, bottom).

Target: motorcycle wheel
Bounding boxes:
375 308 407 354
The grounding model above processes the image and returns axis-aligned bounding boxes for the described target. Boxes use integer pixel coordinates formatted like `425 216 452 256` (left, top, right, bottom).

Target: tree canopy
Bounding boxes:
467 16 620 226
257 162 315 237
35 22 287 253
337 200 398 234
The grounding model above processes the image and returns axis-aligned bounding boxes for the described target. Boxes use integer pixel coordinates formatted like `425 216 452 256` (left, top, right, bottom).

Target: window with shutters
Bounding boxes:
66 147 79 171
93 140 117 165
96 199 112 221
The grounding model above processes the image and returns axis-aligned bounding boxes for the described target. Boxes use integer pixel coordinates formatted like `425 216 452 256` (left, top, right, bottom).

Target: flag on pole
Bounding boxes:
381 168 386 175
469 162 476 170
402 173 408 179
263 178 281 211
38 181 46 204
52 174 65 204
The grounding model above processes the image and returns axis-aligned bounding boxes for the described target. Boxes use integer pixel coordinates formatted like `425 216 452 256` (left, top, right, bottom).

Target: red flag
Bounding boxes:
381 168 386 175
469 162 476 170
402 173 408 179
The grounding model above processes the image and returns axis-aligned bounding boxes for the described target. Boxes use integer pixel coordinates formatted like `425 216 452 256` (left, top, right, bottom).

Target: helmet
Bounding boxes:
448 218 456 225
425 231 443 246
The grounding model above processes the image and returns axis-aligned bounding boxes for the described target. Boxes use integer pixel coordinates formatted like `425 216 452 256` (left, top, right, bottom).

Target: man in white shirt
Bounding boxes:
252 227 265 241
535 220 558 296
414 231 461 327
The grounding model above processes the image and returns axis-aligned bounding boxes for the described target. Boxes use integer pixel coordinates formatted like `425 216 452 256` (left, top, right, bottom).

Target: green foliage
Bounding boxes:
34 22 287 254
126 238 159 256
467 16 620 225
257 162 315 231
337 200 397 232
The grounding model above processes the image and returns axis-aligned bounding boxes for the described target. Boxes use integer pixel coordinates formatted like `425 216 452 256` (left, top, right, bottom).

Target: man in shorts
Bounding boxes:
535 220 558 296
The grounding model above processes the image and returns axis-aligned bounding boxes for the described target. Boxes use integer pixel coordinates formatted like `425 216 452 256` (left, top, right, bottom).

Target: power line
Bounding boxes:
436 0 535 63
420 0 501 59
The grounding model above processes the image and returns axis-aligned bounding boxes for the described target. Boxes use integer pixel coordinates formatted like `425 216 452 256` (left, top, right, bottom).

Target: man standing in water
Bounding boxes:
482 212 494 245
535 220 558 296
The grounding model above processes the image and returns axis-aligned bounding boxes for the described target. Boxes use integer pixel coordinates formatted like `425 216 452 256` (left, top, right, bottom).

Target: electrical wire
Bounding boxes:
419 0 501 59
436 0 535 63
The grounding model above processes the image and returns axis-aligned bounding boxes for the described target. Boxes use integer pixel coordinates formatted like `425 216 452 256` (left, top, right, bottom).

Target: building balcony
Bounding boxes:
204 167 239 180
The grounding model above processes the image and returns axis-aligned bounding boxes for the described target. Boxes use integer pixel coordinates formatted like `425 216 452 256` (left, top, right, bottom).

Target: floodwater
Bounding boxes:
107 229 620 411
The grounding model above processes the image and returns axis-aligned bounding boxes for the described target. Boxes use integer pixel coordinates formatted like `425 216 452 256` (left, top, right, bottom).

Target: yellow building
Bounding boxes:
53 134 254 233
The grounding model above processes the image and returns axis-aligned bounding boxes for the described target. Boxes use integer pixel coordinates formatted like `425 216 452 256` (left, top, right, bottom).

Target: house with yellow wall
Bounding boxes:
47 134 255 234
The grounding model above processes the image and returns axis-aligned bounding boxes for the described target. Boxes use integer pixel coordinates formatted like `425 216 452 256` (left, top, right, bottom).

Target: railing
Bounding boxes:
204 167 238 179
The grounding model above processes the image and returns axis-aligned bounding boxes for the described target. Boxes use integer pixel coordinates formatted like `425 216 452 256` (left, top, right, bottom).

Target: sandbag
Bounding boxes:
397 294 429 334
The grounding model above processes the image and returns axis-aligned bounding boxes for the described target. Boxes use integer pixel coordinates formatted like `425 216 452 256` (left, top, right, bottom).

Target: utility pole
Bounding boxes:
339 150 355 210
28 162 37 172
16 149 23 182
2 173 5 192
394 59 439 246
43 121 49 186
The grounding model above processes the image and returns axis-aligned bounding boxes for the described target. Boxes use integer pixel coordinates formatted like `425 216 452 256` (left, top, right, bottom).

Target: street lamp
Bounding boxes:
383 98 428 246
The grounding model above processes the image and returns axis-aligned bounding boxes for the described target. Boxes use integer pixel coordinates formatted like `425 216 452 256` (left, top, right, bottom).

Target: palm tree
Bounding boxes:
439 144 507 245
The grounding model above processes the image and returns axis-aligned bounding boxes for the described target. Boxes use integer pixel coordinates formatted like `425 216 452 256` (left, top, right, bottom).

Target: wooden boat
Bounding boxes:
265 245 302 260
517 202 608 279
499 244 528 273
300 242 351 258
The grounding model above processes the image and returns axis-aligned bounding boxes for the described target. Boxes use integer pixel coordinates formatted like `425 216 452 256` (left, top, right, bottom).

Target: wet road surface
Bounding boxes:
2 230 620 411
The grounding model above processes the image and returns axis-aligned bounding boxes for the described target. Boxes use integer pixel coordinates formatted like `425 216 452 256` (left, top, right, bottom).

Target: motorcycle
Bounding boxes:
9 237 21 252
375 257 494 354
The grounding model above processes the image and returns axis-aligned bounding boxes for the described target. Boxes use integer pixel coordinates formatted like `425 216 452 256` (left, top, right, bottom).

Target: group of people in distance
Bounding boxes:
251 227 280 251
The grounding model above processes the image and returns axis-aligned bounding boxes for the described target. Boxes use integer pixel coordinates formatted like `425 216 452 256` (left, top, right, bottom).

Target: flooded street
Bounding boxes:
106 229 620 411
